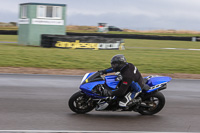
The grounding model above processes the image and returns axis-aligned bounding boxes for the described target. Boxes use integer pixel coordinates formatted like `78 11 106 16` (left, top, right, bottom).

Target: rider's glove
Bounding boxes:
98 69 107 75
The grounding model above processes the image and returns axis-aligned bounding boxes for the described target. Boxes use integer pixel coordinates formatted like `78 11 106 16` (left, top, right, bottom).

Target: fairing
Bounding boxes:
80 72 171 97
146 76 172 87
105 75 119 90
80 81 105 94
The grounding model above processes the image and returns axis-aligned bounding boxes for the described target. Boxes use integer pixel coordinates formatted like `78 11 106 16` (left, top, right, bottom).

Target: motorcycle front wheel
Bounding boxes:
68 91 95 114
138 91 165 115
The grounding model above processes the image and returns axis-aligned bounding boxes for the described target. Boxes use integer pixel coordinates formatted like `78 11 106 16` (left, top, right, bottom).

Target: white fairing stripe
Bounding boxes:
149 82 167 90
81 73 89 84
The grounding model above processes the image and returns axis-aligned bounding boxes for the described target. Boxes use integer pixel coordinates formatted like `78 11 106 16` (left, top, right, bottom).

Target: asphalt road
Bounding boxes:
0 74 200 132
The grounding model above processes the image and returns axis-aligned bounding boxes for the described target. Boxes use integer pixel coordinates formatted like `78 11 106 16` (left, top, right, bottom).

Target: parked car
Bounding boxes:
108 26 123 31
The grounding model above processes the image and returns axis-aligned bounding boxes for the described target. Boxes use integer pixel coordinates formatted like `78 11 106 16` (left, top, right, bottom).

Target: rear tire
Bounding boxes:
138 92 165 115
68 91 95 114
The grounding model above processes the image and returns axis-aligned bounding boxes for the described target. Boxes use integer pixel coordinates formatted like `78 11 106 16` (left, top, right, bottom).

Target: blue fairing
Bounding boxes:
80 75 119 92
80 74 119 98
80 81 105 95
105 75 119 90
146 76 171 87
145 76 172 93
80 72 171 97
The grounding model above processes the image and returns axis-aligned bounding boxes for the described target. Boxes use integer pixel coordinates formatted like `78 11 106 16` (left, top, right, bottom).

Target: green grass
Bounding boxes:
0 35 200 74
125 39 200 49
0 35 18 42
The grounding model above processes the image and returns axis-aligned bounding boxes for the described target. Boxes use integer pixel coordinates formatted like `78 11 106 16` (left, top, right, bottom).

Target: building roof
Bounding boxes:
20 3 66 6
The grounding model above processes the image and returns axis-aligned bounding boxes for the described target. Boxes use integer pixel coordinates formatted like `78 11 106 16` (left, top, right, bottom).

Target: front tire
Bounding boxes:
68 91 95 114
138 92 165 115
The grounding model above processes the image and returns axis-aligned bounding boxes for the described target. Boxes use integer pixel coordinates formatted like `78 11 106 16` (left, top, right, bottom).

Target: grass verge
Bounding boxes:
0 35 18 42
0 35 200 74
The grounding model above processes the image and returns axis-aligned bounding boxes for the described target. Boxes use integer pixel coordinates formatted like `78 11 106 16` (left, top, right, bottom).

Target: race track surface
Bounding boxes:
0 74 200 132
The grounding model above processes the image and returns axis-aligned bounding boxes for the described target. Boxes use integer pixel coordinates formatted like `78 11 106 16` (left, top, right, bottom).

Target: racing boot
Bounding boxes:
127 97 142 107
119 91 141 108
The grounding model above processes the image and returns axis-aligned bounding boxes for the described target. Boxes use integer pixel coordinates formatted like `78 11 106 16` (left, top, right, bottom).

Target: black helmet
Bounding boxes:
111 54 127 72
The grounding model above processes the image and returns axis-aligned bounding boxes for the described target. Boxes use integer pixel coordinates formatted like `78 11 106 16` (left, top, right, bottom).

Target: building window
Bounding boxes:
54 6 62 18
37 5 62 19
37 5 46 18
46 6 53 17
21 5 27 18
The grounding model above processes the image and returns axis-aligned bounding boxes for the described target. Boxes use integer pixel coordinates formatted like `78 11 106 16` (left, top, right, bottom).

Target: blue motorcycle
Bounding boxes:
68 71 171 115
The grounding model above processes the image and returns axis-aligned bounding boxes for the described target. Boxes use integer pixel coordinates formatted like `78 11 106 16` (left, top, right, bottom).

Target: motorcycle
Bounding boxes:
68 71 171 115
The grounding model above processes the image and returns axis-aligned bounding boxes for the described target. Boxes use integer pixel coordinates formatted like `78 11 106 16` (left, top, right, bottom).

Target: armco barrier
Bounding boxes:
1 30 200 41
41 34 125 50
67 32 197 41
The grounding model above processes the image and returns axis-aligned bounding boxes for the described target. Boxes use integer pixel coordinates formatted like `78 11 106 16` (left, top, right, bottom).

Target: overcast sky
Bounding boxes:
1 0 200 30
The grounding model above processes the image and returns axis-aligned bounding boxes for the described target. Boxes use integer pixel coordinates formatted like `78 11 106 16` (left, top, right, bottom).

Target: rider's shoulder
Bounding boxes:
127 63 136 68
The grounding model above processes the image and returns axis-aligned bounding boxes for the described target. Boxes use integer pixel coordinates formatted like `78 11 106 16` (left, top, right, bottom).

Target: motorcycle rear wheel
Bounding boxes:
138 91 165 115
68 91 95 114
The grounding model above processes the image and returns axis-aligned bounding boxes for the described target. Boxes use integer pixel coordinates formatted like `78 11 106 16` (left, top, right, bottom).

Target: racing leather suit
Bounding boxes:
102 63 144 107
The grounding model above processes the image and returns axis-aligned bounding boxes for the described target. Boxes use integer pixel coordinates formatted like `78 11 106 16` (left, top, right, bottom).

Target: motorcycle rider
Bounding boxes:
95 54 144 110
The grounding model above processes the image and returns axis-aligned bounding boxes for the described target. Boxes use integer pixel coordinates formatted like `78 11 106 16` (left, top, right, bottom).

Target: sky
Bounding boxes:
1 0 200 31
